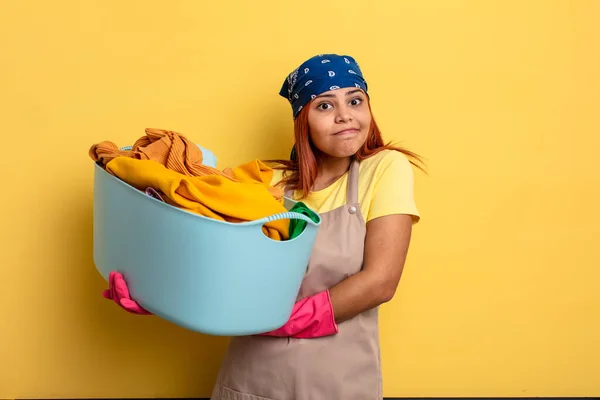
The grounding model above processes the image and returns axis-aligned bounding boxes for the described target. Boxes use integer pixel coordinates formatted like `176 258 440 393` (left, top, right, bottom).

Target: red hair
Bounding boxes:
269 99 425 199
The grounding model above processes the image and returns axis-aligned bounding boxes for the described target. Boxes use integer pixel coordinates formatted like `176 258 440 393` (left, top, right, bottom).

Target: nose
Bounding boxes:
334 103 352 123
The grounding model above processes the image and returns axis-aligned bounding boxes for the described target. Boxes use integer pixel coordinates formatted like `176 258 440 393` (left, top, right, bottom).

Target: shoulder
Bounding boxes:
359 149 414 184
359 149 420 223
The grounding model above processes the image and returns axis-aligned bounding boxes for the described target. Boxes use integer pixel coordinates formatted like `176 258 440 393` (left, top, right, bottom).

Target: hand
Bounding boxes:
258 290 338 339
102 271 152 315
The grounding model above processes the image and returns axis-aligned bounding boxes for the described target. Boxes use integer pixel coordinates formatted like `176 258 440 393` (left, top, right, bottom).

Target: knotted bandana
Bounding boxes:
279 54 368 119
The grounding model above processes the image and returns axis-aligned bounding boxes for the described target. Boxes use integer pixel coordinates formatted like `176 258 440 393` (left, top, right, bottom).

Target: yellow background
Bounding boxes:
1 0 599 398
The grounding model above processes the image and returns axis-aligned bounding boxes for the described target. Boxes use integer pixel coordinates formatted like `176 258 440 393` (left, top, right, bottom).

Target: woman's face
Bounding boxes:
307 88 371 159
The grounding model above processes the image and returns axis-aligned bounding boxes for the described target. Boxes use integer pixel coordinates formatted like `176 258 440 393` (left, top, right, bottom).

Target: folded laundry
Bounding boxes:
106 156 290 240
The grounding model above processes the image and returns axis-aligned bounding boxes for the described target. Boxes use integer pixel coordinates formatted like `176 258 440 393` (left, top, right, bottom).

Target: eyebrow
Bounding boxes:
315 89 364 99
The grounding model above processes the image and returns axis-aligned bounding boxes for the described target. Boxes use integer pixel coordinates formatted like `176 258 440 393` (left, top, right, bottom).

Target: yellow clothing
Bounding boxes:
89 127 283 203
106 156 290 240
271 150 420 223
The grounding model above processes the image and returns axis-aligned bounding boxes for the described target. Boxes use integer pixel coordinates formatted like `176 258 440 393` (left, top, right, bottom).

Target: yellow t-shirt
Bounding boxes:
270 150 420 223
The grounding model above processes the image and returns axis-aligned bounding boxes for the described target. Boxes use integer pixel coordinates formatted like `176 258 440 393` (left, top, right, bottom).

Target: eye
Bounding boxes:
349 97 363 106
317 102 333 111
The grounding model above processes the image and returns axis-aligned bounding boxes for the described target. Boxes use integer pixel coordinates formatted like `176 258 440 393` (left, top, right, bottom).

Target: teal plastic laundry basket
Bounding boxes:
92 155 321 336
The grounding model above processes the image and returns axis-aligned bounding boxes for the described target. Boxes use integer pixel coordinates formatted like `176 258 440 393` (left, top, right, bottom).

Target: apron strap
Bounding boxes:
346 159 360 205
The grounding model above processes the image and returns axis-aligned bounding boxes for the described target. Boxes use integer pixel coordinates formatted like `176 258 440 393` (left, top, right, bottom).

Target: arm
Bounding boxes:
328 213 413 323
258 213 414 338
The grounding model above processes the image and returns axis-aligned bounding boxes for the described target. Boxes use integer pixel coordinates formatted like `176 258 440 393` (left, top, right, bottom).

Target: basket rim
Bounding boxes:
93 161 322 229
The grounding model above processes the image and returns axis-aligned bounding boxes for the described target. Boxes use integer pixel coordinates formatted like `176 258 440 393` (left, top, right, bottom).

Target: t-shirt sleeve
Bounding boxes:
366 152 420 223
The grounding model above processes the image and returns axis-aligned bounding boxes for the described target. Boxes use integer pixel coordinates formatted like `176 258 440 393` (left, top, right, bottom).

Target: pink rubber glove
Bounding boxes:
102 271 152 315
259 290 338 339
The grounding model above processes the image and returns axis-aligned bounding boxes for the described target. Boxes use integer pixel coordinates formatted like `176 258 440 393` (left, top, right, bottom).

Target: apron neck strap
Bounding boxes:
346 159 360 205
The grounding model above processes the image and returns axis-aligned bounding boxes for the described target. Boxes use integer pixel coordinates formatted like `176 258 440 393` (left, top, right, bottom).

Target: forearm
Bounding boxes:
261 214 412 338
328 270 394 324
329 214 413 324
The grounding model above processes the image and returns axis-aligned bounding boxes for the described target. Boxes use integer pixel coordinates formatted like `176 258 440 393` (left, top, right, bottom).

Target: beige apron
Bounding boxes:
211 160 382 400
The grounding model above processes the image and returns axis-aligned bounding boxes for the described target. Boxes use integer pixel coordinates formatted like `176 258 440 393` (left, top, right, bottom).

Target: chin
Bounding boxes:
317 138 365 159
330 146 362 159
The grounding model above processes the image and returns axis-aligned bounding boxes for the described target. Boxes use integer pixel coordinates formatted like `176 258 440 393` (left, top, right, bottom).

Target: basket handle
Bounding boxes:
260 211 319 225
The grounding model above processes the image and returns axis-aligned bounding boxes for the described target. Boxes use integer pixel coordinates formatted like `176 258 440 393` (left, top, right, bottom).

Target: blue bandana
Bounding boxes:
279 54 368 119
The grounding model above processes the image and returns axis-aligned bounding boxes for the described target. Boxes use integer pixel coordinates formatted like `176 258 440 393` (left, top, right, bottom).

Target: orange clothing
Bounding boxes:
105 156 290 241
89 128 282 201
89 128 220 176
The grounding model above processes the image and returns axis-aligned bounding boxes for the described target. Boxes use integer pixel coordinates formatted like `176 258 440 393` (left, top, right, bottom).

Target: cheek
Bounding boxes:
308 118 330 146
359 110 372 129
309 130 328 150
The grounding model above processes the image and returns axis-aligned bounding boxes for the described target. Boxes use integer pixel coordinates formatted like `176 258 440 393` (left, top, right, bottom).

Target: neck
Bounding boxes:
313 154 352 191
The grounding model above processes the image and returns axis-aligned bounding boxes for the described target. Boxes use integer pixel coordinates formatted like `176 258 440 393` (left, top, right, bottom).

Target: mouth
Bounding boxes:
333 128 359 136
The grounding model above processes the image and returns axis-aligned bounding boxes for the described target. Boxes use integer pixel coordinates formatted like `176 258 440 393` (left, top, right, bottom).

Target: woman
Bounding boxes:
210 54 423 399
